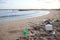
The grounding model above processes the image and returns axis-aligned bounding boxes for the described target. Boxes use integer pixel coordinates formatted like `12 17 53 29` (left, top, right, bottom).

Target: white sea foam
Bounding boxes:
0 9 50 22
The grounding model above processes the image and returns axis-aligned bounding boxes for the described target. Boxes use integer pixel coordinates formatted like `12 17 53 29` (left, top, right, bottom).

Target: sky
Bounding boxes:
0 0 60 9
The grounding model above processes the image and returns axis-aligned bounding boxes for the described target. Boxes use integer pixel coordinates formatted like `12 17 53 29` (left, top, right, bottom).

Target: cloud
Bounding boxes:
0 0 8 3
0 0 60 9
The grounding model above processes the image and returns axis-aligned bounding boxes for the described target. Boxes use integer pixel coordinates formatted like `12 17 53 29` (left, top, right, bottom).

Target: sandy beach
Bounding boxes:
0 10 60 40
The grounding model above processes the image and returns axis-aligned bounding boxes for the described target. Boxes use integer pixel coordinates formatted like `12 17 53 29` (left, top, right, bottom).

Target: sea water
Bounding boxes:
0 9 50 22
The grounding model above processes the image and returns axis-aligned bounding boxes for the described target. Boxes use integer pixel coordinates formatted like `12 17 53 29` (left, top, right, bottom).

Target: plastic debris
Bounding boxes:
22 28 28 35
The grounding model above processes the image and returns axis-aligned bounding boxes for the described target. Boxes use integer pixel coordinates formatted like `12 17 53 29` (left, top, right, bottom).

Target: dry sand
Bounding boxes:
0 10 60 40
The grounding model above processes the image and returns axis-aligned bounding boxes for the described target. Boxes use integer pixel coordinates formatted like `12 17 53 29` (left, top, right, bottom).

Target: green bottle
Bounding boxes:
22 28 28 35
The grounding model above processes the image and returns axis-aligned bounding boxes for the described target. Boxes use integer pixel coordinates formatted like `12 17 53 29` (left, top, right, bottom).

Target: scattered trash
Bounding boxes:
17 19 60 40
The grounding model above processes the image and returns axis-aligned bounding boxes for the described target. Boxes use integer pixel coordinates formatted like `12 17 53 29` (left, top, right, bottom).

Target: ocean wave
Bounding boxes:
0 10 50 22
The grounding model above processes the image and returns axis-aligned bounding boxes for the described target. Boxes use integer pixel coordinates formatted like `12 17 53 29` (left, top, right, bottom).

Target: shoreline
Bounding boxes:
0 12 49 22
0 10 60 40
